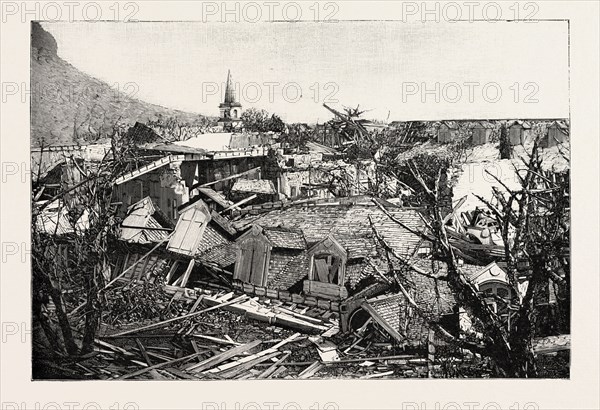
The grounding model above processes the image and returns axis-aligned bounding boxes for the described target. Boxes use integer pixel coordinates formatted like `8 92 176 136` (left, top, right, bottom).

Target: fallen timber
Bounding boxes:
160 285 332 335
446 229 505 262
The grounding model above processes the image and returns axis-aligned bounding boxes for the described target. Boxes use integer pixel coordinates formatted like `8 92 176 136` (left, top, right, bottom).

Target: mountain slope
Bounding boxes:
31 22 211 147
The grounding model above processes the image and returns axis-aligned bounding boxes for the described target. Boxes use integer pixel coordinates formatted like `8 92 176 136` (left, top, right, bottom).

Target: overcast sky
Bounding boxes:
42 21 569 123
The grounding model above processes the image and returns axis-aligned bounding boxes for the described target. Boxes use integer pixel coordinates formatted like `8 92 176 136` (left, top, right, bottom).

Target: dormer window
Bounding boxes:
479 281 513 317
233 225 306 288
304 235 349 300
312 253 343 285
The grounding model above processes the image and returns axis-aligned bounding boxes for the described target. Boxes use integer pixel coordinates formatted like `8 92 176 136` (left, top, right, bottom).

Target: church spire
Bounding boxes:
218 70 242 129
224 69 237 104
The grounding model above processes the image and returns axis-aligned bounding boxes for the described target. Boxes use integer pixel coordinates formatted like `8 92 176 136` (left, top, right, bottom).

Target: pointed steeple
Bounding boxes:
223 69 237 104
218 69 242 129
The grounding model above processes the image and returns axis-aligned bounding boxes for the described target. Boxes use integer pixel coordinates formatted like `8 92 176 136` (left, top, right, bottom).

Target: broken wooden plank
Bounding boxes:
135 338 153 366
343 336 365 354
360 370 394 379
255 354 422 368
207 333 301 374
192 334 241 346
94 339 136 357
273 306 326 324
164 367 202 380
219 194 258 214
185 340 262 373
309 336 340 362
256 351 292 379
117 352 204 380
298 361 323 379
195 167 261 189
270 366 287 378
108 295 248 337
219 351 280 379
179 259 196 288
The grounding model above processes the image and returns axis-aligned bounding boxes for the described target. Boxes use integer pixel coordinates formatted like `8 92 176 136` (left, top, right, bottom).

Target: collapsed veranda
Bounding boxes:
31 74 571 380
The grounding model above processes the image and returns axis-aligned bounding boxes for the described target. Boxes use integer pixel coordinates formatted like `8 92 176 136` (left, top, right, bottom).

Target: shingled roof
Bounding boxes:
232 199 427 260
363 262 457 345
262 226 306 250
197 241 238 268
266 251 310 290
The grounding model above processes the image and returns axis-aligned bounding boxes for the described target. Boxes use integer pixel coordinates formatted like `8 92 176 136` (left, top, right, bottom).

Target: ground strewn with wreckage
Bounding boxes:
32 286 568 380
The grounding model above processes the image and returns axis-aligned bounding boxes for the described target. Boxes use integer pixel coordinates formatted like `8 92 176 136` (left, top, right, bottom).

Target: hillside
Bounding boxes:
31 22 212 147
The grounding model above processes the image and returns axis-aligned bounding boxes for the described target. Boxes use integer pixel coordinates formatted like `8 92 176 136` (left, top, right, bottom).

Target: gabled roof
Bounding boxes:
126 122 164 144
307 235 347 258
120 197 172 244
548 120 569 133
509 120 532 129
231 179 276 195
439 120 459 130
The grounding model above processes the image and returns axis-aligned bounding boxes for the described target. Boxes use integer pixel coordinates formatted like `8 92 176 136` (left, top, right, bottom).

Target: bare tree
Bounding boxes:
32 122 143 356
379 130 569 377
